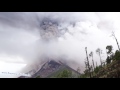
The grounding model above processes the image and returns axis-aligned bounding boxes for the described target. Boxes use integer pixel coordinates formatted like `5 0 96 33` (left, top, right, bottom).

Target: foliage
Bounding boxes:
106 45 113 54
105 45 114 65
79 74 88 78
89 52 93 57
36 76 41 78
96 48 102 55
56 69 72 78
94 66 102 73
106 56 111 64
110 53 115 60
114 50 120 60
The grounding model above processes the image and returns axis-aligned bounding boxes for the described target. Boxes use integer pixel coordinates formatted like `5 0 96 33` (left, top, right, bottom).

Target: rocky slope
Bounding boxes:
31 60 80 78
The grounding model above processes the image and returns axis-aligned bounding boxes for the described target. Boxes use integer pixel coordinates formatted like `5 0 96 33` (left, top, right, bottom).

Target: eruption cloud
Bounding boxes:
0 12 120 76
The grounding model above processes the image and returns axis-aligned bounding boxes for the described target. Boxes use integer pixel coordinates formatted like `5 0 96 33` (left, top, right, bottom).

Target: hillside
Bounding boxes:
79 60 120 78
92 60 120 78
31 60 80 78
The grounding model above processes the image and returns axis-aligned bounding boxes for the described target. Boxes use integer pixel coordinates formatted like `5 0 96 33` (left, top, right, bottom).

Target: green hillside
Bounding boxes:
46 66 80 78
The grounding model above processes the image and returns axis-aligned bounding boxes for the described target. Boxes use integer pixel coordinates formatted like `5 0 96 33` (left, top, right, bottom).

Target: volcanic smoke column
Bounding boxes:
39 18 59 41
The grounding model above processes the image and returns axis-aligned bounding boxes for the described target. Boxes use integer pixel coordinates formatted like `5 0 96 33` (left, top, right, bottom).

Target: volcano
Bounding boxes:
31 60 80 78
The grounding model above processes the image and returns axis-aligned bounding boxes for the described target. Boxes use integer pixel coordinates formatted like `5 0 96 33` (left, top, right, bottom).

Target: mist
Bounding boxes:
0 12 120 76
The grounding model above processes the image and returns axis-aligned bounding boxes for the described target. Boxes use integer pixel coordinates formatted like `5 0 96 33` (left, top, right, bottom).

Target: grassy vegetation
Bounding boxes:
47 66 80 78
55 69 72 78
36 76 41 78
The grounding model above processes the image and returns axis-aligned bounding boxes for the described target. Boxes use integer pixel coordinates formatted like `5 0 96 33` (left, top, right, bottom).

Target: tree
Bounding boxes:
94 66 100 74
79 73 87 78
102 61 106 66
36 76 41 78
96 48 102 66
77 67 81 78
106 45 113 55
96 62 97 68
114 50 120 60
106 56 111 64
106 45 113 64
83 69 89 77
56 70 72 78
89 51 95 70
111 31 120 51
85 47 91 78
110 53 115 60
84 61 88 70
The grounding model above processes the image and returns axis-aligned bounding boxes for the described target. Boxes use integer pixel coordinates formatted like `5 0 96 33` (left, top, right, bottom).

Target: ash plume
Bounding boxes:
0 12 120 76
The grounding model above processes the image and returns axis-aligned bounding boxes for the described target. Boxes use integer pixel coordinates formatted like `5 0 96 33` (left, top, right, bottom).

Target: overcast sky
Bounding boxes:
0 12 120 77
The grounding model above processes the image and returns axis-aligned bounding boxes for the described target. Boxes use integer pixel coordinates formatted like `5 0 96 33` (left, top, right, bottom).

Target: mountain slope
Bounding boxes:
32 60 80 78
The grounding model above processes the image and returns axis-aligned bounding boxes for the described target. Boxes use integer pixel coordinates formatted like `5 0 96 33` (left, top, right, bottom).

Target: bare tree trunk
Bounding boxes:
91 65 94 78
85 47 91 78
99 52 102 67
115 36 120 51
112 32 120 51
96 62 97 68
92 54 95 70
85 61 88 77
106 49 108 57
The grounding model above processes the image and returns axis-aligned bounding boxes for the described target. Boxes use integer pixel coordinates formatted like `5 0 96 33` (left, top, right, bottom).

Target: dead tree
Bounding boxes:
96 48 102 67
85 47 91 78
89 52 95 70
111 31 120 51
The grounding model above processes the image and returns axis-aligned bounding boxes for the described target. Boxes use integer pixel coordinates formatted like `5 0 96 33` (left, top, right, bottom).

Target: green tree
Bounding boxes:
79 73 88 78
36 76 41 78
56 70 72 78
114 50 120 60
94 65 102 74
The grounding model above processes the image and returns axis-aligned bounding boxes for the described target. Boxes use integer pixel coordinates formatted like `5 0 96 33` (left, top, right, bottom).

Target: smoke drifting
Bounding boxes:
0 12 120 75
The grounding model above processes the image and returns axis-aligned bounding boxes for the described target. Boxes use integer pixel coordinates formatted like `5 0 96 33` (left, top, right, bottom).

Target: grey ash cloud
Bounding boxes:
0 12 120 74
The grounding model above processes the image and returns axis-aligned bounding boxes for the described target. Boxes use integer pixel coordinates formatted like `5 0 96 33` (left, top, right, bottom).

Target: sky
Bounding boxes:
0 12 120 77
0 61 26 78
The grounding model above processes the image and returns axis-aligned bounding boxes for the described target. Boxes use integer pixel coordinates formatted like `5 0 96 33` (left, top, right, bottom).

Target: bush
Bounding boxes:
113 50 120 60
56 70 72 78
94 66 102 73
36 76 41 78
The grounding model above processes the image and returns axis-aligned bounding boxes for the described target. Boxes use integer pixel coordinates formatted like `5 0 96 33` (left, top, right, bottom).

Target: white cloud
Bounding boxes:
0 61 26 78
